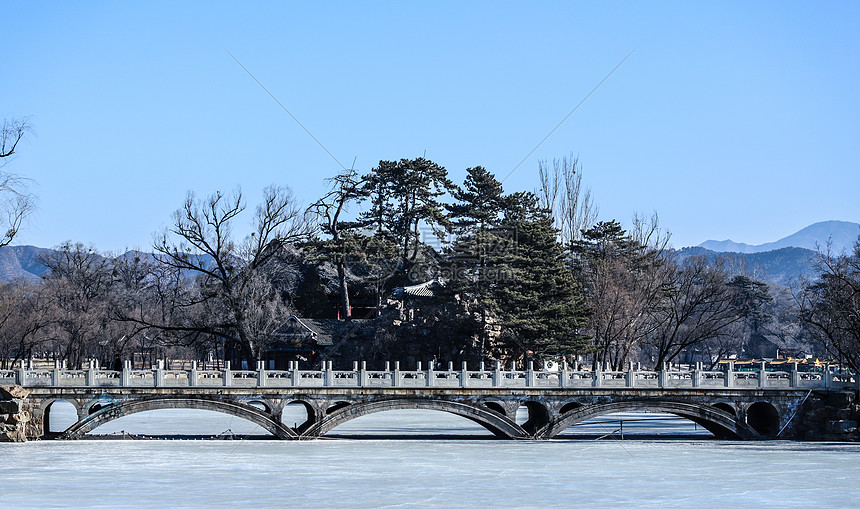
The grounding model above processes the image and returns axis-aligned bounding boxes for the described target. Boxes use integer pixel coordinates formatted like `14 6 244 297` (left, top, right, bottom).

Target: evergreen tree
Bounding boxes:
447 166 507 232
727 275 773 357
445 167 512 356
494 192 590 362
361 158 452 269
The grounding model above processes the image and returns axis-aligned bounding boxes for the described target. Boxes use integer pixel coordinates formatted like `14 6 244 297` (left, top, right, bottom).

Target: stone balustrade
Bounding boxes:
0 359 857 391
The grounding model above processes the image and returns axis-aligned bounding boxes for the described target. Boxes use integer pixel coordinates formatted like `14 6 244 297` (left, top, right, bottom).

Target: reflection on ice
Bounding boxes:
556 411 715 438
49 402 717 440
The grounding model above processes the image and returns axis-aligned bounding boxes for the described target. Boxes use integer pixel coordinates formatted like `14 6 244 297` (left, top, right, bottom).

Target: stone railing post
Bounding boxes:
658 363 668 388
258 361 267 388
693 362 702 388
427 361 435 387
790 362 799 388
53 359 61 387
593 365 602 388
224 361 232 387
725 362 734 388
627 362 635 388
18 359 26 387
121 360 130 387
758 361 766 388
561 360 569 388
291 361 300 388
86 359 96 386
325 361 333 387
461 361 468 388
493 361 501 388
189 361 197 387
527 361 535 387
360 361 367 387
824 365 832 389
156 359 165 387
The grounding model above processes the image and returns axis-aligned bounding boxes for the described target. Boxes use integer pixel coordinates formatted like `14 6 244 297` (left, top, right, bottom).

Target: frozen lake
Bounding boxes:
3 406 859 507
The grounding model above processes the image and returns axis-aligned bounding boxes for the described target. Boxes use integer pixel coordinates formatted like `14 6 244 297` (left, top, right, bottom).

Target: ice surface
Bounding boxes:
6 407 859 507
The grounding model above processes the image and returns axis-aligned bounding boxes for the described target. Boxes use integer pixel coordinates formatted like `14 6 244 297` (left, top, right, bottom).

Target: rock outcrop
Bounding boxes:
792 390 859 441
0 385 37 442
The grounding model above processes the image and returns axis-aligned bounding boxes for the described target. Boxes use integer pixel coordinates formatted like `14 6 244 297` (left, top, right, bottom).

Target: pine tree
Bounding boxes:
361 158 452 269
495 192 590 362
445 167 511 356
727 275 773 357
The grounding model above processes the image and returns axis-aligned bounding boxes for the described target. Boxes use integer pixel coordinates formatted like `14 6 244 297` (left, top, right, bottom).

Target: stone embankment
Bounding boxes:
796 390 860 441
0 385 39 442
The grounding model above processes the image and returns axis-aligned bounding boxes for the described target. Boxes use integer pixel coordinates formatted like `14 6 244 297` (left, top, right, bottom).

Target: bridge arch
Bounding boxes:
42 398 81 435
325 401 351 415
746 401 780 437
481 400 507 416
304 398 529 439
62 397 297 439
517 400 550 435
238 398 274 414
539 400 762 439
281 399 317 432
712 401 737 416
86 395 120 415
559 401 584 414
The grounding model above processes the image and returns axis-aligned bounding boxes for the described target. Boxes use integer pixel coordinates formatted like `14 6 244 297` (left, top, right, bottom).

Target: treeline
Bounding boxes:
0 155 857 372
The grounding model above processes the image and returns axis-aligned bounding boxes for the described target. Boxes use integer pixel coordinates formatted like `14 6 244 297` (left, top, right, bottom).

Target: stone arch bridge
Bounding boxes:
2 360 857 441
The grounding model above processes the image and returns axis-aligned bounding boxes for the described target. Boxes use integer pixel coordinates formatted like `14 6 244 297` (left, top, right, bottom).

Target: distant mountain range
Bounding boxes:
699 220 859 254
0 245 53 282
674 246 817 286
0 220 856 286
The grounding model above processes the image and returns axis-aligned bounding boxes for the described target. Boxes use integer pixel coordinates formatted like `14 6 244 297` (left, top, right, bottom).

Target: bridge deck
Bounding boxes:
3 361 857 391
4 362 855 442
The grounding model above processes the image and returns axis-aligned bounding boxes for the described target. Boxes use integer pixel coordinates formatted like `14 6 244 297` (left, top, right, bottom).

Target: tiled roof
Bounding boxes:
393 279 445 298
274 316 370 346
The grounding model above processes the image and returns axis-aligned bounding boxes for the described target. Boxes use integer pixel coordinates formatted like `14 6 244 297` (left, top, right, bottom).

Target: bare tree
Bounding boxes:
0 116 35 247
144 186 313 364
0 117 30 162
572 220 668 370
647 256 744 368
537 155 597 248
797 238 860 372
0 280 50 369
40 242 114 368
307 169 369 320
631 211 671 254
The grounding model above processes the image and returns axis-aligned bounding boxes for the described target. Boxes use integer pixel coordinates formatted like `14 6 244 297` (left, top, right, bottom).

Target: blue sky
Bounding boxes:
4 1 858 251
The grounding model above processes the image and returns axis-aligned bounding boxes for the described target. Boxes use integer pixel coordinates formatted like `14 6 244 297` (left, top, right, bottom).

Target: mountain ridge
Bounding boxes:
0 221 856 285
675 246 817 286
699 220 859 254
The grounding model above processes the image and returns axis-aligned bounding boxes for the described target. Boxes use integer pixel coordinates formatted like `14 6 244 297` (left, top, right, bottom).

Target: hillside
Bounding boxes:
2 219 853 287
700 220 859 254
0 245 53 282
675 246 817 286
